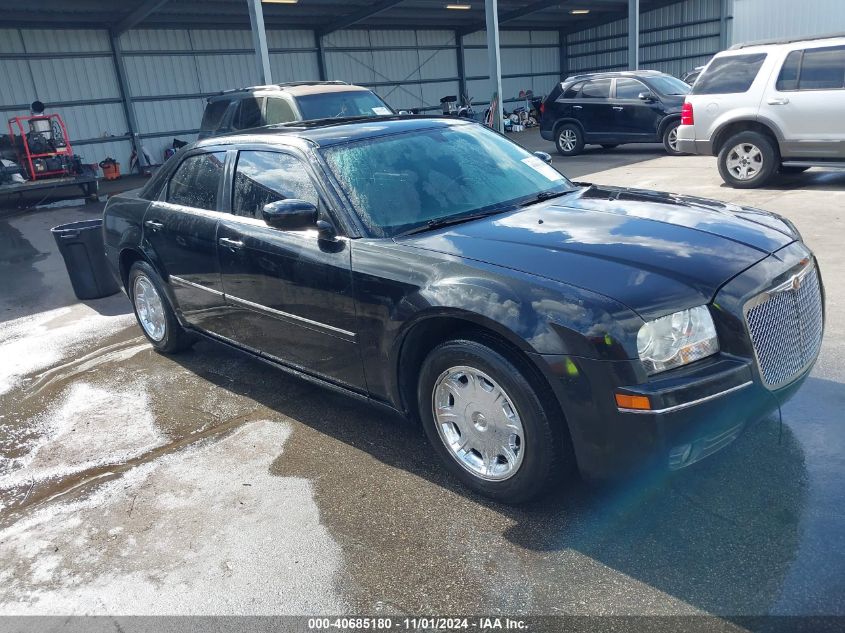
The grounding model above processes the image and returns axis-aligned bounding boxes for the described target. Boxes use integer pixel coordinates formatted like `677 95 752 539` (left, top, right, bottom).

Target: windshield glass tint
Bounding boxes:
646 75 691 96
692 53 767 94
321 123 572 237
295 91 392 120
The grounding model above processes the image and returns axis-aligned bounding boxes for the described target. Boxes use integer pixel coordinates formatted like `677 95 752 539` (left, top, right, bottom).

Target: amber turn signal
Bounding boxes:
615 393 651 410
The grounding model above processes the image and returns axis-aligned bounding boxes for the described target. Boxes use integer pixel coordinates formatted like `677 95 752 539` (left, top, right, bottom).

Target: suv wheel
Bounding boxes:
417 339 567 504
662 121 683 156
128 261 195 354
555 124 584 156
718 132 778 189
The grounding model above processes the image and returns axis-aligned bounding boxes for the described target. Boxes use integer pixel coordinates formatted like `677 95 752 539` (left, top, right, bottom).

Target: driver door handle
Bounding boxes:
219 237 244 250
144 219 164 231
767 97 790 105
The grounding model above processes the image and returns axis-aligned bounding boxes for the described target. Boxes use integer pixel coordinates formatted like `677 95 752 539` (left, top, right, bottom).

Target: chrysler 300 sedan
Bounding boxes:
103 116 824 504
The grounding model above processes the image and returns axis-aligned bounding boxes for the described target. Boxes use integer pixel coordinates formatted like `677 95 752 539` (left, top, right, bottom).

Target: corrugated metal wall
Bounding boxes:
731 0 845 45
462 30 560 105
567 0 722 78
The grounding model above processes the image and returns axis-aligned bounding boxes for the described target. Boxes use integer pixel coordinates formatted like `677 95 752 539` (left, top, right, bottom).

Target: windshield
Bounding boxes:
646 75 691 96
321 123 573 237
295 90 393 120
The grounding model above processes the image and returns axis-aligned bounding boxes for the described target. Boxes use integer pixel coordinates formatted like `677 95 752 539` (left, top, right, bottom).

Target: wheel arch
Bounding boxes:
711 119 782 157
657 114 681 138
552 117 585 138
119 247 152 293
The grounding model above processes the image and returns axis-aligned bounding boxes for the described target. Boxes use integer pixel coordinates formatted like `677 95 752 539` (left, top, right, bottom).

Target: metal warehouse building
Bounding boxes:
2 0 844 171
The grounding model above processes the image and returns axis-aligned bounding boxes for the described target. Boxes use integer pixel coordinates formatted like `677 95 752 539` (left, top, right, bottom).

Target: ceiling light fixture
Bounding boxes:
570 9 590 14
262 0 299 4
446 4 472 9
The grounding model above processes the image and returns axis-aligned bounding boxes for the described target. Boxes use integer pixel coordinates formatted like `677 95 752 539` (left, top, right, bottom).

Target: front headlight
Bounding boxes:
636 305 719 374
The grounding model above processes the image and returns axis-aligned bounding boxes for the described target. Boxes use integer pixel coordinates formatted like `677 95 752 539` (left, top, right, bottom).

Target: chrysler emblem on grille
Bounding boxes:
792 274 803 291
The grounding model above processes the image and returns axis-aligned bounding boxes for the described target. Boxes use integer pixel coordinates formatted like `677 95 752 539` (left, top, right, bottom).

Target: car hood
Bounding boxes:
396 184 796 320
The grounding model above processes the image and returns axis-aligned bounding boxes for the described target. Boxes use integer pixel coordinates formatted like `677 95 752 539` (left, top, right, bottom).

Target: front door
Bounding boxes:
143 150 232 337
217 149 365 390
767 45 845 158
612 77 664 141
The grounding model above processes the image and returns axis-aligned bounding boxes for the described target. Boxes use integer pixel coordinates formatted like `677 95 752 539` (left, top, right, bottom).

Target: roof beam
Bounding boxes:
113 0 172 35
318 0 405 36
459 0 570 37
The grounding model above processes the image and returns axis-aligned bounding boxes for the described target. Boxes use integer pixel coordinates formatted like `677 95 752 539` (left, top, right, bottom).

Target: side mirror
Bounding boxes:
638 91 656 103
262 199 317 231
533 151 553 165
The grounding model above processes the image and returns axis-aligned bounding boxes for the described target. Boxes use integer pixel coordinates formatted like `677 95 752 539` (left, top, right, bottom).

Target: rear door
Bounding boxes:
143 150 232 337
575 78 615 141
216 148 364 389
766 44 845 158
612 77 663 141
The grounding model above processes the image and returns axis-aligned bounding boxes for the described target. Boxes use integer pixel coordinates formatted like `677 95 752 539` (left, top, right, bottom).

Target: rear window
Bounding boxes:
579 79 611 99
200 100 230 132
294 90 392 120
561 81 584 99
692 53 767 94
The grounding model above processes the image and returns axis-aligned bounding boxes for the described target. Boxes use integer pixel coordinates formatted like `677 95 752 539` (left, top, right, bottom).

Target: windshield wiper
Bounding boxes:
396 207 515 237
519 189 574 207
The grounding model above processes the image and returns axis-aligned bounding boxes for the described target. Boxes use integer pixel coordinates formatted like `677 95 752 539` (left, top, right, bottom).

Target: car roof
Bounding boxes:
208 81 374 101
193 115 470 150
728 32 845 51
563 70 666 83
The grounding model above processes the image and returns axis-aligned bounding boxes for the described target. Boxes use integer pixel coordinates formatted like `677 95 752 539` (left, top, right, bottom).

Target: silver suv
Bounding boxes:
677 34 845 188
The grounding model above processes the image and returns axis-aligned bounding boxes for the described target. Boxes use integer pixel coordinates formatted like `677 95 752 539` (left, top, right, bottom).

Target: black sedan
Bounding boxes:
103 117 824 504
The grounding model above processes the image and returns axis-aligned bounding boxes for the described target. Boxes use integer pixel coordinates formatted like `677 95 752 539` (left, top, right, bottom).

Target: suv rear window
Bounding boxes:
295 90 391 120
692 53 767 94
233 97 263 130
200 100 230 132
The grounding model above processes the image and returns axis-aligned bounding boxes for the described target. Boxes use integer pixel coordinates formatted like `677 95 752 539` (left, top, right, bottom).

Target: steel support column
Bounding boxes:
109 31 147 170
456 31 467 103
719 0 731 50
628 0 639 70
559 29 568 79
485 0 504 132
246 0 272 84
316 33 327 81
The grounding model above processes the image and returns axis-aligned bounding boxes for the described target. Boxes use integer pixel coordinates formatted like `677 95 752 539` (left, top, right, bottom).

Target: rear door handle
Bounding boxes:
219 237 244 250
612 106 624 111
767 97 790 105
144 219 164 231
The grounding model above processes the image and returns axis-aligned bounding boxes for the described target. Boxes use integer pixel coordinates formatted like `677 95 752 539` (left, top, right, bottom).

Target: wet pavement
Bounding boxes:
0 144 843 619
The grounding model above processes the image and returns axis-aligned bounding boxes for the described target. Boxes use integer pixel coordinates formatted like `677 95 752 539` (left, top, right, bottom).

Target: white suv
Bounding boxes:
677 34 845 188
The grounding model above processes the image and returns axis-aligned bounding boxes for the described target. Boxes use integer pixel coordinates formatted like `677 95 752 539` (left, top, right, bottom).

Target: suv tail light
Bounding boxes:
539 101 545 116
681 101 694 126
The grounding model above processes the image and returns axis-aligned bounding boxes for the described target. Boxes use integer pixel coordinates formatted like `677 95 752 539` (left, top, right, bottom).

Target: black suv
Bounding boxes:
540 70 691 156
198 81 394 139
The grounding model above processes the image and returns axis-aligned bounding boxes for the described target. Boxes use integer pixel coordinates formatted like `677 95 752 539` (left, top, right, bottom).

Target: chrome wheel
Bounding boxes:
432 366 525 481
726 142 763 181
133 274 166 342
667 127 679 152
558 129 577 153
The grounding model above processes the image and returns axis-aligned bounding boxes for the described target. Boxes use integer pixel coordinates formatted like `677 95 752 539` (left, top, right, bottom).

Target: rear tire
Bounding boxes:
717 131 778 189
555 123 584 156
128 261 195 354
417 339 567 504
662 120 683 156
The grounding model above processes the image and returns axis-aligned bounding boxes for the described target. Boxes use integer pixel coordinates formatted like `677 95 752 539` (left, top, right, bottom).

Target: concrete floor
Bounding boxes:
1 129 843 619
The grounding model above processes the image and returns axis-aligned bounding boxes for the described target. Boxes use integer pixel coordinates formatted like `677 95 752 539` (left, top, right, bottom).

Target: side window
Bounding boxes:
561 81 584 99
167 152 226 211
615 78 648 99
798 45 845 90
233 97 263 130
200 100 230 132
232 151 320 219
692 53 767 94
776 50 802 91
579 79 612 99
264 97 297 125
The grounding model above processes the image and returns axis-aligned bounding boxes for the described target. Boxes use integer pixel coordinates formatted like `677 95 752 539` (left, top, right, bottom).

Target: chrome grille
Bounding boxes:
745 265 823 389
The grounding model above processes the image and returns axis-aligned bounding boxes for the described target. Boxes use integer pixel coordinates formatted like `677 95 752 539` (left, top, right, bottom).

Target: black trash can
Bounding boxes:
51 219 120 300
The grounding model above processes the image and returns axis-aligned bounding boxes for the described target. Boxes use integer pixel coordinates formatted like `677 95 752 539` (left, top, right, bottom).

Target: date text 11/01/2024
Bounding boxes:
307 617 529 630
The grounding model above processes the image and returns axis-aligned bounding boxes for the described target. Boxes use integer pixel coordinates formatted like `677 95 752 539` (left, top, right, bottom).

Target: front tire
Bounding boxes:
128 261 194 354
662 120 683 156
417 339 567 504
555 123 584 156
717 131 778 189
